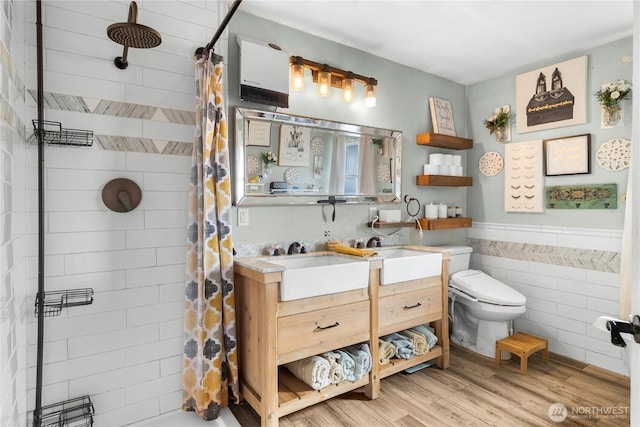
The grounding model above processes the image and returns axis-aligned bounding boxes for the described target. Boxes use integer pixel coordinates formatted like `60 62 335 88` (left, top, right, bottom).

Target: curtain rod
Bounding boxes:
195 0 243 57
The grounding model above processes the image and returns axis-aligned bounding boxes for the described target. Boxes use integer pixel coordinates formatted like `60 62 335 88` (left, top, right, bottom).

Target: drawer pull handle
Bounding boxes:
315 322 340 331
404 302 422 310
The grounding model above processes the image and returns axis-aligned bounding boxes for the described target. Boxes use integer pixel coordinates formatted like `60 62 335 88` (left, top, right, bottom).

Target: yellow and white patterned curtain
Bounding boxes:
183 51 239 420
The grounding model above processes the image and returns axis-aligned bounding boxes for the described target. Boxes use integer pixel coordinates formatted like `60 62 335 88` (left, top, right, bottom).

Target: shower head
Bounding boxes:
107 1 161 69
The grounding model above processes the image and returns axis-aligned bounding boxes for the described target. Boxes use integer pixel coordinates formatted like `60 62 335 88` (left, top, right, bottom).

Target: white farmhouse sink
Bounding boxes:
267 254 370 301
377 248 443 285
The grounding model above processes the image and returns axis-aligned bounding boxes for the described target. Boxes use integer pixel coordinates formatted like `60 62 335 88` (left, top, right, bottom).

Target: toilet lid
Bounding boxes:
450 269 526 306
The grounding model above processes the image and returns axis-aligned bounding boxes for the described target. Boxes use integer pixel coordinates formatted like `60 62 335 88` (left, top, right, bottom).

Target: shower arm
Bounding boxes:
195 0 243 57
117 1 137 66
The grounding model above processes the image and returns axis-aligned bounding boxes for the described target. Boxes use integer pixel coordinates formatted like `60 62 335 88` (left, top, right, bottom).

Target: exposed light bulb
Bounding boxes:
342 73 355 103
364 80 377 108
290 63 305 91
317 65 331 97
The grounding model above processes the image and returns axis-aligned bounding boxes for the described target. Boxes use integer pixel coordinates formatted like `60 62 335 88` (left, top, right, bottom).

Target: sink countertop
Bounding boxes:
234 245 450 274
234 251 372 274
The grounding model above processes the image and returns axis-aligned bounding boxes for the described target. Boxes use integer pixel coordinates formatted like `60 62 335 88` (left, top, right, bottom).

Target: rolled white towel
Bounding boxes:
321 351 344 384
285 356 331 390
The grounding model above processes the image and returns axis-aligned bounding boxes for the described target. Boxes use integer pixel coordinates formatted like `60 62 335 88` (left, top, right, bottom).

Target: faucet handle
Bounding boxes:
271 244 283 256
354 238 364 249
287 241 301 255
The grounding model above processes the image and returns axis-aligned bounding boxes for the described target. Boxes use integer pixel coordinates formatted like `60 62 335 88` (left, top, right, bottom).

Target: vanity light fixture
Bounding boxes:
289 56 377 107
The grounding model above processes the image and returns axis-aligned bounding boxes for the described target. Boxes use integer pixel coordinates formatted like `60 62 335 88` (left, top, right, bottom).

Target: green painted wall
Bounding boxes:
228 11 470 250
466 37 632 228
227 12 631 253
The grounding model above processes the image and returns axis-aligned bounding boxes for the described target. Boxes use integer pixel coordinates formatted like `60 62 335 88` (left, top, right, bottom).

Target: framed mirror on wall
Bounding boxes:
234 107 403 206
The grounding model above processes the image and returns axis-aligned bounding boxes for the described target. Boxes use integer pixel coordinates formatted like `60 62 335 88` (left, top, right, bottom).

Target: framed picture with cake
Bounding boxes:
515 55 588 134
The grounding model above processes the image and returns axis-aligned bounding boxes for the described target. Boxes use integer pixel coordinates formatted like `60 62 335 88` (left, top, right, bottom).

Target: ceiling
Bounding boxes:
239 1 634 85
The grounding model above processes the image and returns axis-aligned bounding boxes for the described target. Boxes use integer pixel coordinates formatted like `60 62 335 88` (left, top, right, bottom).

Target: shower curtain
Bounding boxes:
182 51 239 420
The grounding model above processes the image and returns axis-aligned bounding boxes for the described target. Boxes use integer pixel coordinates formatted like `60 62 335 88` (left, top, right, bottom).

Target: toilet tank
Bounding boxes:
438 245 473 277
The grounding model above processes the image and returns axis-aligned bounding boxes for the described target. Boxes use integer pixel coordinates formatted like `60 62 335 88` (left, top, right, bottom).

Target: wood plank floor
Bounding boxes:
229 345 630 426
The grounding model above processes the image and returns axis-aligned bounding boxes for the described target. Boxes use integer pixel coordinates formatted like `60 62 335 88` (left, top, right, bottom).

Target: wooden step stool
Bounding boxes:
495 332 548 375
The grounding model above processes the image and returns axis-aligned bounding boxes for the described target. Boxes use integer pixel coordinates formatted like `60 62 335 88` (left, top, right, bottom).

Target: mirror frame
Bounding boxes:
234 107 403 206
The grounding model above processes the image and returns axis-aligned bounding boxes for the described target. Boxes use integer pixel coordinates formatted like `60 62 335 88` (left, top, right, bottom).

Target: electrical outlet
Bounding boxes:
238 208 249 226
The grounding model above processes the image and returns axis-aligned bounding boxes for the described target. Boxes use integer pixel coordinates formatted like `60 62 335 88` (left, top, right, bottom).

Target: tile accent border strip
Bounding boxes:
467 237 620 273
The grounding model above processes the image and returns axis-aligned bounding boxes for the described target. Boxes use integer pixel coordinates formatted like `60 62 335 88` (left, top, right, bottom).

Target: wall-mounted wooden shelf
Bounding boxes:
416 132 473 150
367 221 415 228
416 175 472 187
417 217 472 230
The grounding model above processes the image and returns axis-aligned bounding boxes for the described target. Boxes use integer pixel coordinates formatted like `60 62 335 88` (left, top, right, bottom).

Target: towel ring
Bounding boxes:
102 178 142 212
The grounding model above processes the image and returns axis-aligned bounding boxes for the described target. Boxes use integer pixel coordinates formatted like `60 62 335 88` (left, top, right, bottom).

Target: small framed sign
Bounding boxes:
543 134 590 176
429 97 456 136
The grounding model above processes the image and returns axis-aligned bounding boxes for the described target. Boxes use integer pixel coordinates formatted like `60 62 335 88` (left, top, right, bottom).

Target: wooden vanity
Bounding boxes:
234 246 450 426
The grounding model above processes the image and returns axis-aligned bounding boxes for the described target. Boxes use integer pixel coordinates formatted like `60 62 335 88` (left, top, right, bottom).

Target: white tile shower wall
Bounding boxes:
25 146 191 424
0 0 29 425
468 222 627 375
20 1 230 424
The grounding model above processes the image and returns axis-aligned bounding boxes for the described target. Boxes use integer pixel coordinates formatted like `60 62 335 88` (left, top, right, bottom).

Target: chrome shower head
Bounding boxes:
107 1 161 69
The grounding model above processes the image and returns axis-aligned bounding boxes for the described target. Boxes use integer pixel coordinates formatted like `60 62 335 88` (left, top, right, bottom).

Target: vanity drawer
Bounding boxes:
378 286 442 336
277 300 370 365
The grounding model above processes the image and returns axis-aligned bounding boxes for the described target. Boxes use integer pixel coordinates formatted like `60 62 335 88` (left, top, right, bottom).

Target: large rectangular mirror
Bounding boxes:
234 107 402 206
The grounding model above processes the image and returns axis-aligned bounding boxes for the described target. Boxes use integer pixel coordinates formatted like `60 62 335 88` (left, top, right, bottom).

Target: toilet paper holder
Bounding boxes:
606 315 640 347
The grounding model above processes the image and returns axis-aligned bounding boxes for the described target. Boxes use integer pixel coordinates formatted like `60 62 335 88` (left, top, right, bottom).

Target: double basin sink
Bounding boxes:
265 247 443 301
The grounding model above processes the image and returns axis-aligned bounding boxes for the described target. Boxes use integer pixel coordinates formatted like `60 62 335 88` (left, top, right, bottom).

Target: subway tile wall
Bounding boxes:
25 147 191 424
468 222 628 375
1 0 29 426
17 1 225 425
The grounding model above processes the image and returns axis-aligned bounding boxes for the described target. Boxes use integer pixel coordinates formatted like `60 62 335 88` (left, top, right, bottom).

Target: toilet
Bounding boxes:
442 246 527 359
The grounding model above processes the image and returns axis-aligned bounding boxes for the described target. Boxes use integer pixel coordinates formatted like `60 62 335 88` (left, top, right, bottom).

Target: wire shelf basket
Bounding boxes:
38 395 94 427
34 288 94 318
32 120 94 147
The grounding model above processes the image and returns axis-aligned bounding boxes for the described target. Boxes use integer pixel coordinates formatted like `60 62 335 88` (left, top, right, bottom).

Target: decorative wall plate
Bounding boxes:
311 136 324 154
595 137 631 171
247 155 259 174
376 163 390 182
284 167 300 184
479 151 503 177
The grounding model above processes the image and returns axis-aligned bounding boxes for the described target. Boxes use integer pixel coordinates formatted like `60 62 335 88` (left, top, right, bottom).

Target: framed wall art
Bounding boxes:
278 124 311 167
516 55 588 134
504 140 544 213
429 96 456 136
543 134 590 176
247 120 272 146
546 184 617 209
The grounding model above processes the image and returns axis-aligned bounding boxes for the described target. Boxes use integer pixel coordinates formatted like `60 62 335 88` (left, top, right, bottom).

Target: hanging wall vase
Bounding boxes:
495 127 508 143
602 105 622 127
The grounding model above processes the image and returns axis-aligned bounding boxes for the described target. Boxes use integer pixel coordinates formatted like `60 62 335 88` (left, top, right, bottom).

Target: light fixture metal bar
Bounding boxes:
290 56 375 86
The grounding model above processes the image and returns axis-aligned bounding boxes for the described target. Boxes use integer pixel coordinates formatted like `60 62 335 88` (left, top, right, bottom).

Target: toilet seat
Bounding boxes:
450 269 526 306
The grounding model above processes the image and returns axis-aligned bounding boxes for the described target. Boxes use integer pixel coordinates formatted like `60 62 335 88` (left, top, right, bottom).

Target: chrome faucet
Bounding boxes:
366 237 381 248
287 241 301 255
